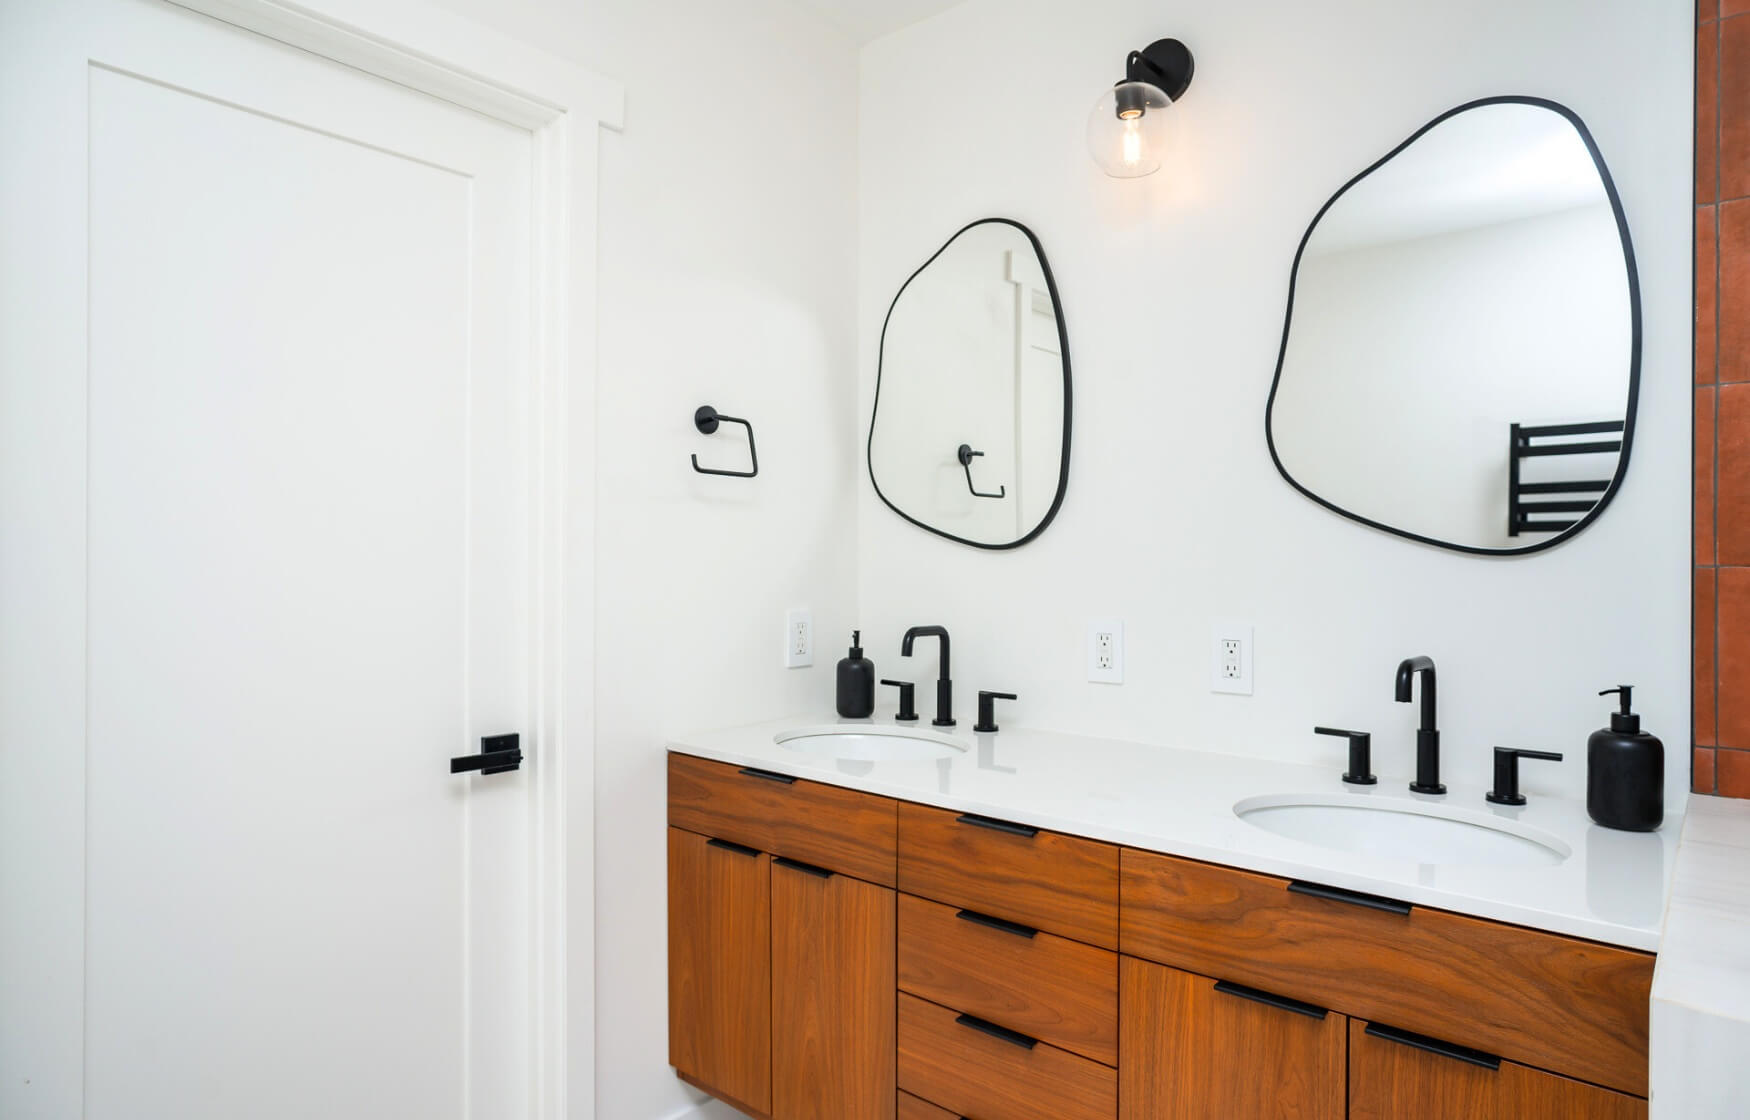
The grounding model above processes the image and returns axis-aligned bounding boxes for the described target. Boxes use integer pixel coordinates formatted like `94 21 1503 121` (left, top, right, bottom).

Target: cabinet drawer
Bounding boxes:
897 1092 958 1120
668 753 897 886
1349 1018 1646 1120
1120 849 1654 1097
898 802 1119 947
898 892 1117 1065
897 992 1116 1120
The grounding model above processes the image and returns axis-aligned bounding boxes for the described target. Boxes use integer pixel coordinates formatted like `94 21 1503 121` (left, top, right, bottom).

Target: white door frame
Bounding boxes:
10 1 622 1115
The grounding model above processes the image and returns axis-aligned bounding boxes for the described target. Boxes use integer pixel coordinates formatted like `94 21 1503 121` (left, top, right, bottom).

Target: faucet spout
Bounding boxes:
902 625 954 728
1394 655 1444 795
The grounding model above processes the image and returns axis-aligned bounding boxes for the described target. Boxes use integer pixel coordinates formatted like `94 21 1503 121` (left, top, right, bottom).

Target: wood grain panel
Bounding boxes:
898 802 1119 948
667 828 770 1115
771 861 896 1120
897 992 1116 1120
1119 849 1653 1096
668 752 897 885
898 892 1117 1065
1349 1019 1645 1120
1120 957 1344 1120
897 1091 959 1120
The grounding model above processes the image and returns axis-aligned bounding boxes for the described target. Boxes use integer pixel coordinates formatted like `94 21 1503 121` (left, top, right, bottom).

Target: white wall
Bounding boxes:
426 1 859 1117
857 0 1690 808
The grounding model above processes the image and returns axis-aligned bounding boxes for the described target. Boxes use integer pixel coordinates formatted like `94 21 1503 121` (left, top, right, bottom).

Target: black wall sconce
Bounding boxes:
1087 38 1194 179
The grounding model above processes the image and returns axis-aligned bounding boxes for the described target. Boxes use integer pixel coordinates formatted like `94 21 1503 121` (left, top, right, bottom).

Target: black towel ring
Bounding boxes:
691 405 758 478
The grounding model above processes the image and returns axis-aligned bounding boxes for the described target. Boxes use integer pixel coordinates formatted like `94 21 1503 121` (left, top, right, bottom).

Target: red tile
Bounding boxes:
1700 389 1718 563
1702 25 1720 203
1724 17 1750 198
1725 0 1750 17
1700 206 1719 382
1699 567 1719 745
1716 386 1750 560
1719 748 1750 797
1696 747 1718 794
1718 568 1750 745
1723 203 1750 381
1706 0 1722 23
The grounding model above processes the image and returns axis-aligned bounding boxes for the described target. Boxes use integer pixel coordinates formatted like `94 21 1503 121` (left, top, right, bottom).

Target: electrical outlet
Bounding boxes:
784 607 813 668
1211 622 1253 695
1087 619 1124 684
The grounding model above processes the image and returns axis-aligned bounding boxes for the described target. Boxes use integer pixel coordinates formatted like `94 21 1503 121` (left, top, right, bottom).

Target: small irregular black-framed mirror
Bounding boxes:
1265 96 1640 555
869 218 1071 550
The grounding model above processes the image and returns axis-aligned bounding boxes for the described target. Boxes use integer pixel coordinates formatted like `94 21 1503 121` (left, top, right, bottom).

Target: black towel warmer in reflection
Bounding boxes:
1506 420 1624 537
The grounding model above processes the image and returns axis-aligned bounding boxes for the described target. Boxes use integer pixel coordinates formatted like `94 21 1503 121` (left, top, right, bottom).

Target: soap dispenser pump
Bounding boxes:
1587 686 1663 832
836 631 875 719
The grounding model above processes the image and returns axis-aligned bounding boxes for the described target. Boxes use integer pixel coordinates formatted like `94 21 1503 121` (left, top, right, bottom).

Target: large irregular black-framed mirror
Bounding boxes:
1265 96 1640 556
869 218 1071 550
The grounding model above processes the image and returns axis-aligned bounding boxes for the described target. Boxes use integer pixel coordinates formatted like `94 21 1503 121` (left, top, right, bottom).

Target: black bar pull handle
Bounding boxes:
705 837 762 858
1212 980 1329 1020
955 812 1038 838
1364 1022 1501 1070
954 1013 1037 1050
772 856 834 879
955 909 1038 939
737 766 796 785
451 733 522 775
691 405 758 478
1287 880 1412 916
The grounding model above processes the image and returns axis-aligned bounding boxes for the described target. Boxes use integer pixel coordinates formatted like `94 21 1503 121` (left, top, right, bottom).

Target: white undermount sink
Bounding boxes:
1234 793 1572 867
774 725 966 762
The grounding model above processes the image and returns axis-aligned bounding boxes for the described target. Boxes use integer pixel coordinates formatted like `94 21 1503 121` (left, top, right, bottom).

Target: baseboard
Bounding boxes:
660 1098 754 1120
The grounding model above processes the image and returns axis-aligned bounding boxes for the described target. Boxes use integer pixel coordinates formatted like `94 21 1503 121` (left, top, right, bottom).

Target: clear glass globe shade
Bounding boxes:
1087 81 1172 178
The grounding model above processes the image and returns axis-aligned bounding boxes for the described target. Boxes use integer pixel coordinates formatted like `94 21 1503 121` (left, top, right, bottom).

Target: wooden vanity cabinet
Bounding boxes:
667 750 1655 1119
667 755 899 1120
1120 958 1346 1120
1347 1019 1646 1120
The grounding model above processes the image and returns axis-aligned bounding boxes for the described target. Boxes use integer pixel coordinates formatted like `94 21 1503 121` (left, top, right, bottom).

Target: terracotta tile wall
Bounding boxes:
1697 0 1750 796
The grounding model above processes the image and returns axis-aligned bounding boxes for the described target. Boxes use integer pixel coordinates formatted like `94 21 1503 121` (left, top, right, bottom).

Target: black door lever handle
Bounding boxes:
451 733 522 775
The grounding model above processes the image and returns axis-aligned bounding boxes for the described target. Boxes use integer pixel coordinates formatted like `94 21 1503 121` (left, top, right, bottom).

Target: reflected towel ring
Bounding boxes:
957 444 1005 499
692 405 758 478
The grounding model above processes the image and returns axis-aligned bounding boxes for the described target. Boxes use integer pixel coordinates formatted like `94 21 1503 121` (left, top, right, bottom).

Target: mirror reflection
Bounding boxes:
1266 99 1639 554
869 219 1070 549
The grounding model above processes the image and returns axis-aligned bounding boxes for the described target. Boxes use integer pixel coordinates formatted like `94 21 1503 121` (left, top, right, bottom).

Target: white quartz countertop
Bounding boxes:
668 715 1678 951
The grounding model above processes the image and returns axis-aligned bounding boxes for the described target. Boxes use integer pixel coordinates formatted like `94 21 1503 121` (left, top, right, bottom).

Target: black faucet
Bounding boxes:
1395 656 1445 795
901 625 954 727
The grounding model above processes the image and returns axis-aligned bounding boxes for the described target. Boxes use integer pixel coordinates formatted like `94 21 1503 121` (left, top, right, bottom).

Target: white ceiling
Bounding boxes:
789 0 968 43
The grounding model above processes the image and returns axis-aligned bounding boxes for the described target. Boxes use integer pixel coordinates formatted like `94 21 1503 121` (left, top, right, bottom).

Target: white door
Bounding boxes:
0 1 547 1116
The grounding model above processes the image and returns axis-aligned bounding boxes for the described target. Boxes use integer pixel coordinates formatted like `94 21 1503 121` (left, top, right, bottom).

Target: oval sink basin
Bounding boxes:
774 726 965 762
1234 794 1571 867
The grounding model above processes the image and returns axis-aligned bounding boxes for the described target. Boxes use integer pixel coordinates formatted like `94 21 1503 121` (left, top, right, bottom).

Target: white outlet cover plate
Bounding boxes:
1211 621 1253 695
1087 618 1124 684
785 607 813 668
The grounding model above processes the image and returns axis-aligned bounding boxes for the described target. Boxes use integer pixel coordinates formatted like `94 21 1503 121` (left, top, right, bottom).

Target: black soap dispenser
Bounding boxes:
836 631 875 719
1587 686 1663 832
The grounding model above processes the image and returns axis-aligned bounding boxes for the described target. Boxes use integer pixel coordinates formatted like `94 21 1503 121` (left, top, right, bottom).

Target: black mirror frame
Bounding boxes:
1263 95 1642 557
868 217 1073 550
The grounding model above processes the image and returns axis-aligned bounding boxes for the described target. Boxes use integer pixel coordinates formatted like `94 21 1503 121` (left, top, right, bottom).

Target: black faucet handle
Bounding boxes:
1485 746 1563 806
879 679 918 722
1315 726 1376 786
975 691 1018 733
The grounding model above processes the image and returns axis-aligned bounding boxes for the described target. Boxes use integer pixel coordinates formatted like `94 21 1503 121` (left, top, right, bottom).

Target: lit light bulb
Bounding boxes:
1087 80 1173 178
1121 118 1143 167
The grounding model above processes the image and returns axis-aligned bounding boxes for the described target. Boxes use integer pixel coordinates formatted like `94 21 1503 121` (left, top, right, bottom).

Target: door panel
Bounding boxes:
772 860 896 1120
2 1 537 1116
667 829 773 1114
1348 1019 1645 1120
1121 958 1344 1120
